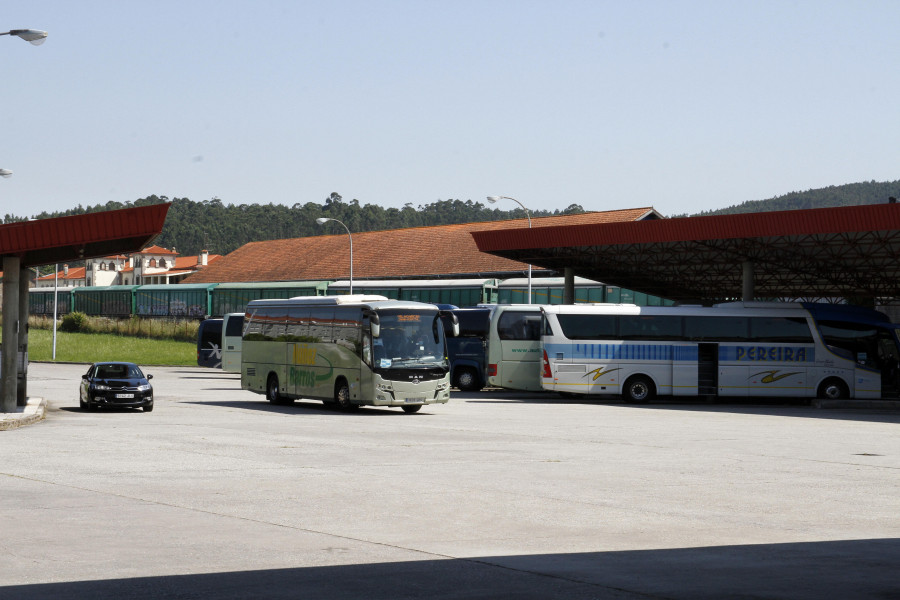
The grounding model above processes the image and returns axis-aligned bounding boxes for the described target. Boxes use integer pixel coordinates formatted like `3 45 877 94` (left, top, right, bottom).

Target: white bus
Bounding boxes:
221 312 244 373
241 295 458 413
486 305 544 391
540 302 900 402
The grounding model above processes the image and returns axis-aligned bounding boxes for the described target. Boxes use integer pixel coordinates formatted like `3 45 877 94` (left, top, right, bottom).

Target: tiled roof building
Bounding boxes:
184 209 659 284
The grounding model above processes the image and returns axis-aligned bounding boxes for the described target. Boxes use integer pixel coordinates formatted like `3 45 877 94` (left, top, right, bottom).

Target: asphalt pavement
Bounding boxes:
1 362 899 599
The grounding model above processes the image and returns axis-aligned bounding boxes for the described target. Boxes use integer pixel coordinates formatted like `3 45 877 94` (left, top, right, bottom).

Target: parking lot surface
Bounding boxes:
1 362 899 599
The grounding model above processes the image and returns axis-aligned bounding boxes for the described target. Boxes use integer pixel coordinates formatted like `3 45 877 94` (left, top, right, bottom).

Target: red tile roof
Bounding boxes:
136 245 178 255
183 209 656 283
37 266 86 282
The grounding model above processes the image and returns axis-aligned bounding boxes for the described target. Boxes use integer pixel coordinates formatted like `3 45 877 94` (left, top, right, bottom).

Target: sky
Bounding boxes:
2 0 899 219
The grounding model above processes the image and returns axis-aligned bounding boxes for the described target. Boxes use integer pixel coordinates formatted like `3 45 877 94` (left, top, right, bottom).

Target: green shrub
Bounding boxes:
59 312 89 333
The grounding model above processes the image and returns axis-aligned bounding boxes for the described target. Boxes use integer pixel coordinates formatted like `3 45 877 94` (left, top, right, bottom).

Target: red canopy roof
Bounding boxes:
471 203 900 302
0 203 171 268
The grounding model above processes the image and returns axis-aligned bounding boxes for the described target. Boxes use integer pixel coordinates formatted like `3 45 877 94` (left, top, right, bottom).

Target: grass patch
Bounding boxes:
16 328 196 366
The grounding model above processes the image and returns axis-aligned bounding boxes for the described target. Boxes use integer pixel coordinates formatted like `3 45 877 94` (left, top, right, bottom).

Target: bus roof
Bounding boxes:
540 301 896 325
246 295 442 311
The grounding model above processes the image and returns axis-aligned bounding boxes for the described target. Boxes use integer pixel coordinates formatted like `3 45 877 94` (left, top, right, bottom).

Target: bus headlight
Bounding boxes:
436 381 449 391
377 383 393 392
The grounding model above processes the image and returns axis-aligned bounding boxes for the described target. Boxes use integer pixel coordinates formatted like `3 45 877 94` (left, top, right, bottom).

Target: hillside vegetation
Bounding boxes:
4 180 899 261
2 193 584 258
684 180 900 217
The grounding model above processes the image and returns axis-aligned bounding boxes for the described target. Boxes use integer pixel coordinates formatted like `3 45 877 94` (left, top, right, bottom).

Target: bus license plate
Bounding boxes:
405 397 425 403
115 393 134 399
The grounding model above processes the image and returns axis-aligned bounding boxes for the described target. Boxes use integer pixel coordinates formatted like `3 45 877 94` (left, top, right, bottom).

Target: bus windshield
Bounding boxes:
374 309 447 368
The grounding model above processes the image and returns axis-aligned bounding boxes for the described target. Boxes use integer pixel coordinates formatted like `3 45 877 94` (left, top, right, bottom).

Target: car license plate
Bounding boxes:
115 393 134 399
405 397 425 403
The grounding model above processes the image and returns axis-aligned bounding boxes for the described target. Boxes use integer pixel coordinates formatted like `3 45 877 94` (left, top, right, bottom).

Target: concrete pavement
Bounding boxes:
1 362 899 599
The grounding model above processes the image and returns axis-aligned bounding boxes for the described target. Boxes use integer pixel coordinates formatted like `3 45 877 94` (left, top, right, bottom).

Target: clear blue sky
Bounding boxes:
3 0 899 219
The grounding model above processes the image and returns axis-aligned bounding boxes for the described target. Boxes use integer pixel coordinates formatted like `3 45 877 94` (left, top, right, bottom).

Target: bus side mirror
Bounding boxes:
440 310 459 337
368 311 381 338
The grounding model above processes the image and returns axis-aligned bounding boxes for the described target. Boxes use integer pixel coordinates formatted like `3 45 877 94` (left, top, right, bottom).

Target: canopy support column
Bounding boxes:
564 267 575 304
742 261 754 301
1 256 21 412
17 267 30 406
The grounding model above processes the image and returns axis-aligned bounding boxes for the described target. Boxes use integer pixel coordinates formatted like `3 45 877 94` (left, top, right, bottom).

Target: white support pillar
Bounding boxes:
742 261 754 301
1 256 21 412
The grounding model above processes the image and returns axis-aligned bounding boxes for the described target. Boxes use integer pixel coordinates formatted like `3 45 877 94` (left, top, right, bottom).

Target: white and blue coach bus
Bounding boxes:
540 302 900 402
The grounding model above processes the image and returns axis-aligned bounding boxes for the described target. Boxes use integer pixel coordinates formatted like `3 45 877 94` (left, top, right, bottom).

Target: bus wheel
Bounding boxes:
267 374 289 405
623 375 655 403
335 379 358 412
818 378 849 400
402 404 422 414
455 368 481 392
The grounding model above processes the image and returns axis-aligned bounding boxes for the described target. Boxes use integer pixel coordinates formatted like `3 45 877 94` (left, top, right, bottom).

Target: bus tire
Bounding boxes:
267 373 292 405
454 368 481 392
402 404 422 414
335 378 358 411
818 378 849 400
623 375 655 403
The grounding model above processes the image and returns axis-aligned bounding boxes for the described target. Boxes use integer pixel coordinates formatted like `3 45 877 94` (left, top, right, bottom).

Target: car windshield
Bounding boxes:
96 364 143 379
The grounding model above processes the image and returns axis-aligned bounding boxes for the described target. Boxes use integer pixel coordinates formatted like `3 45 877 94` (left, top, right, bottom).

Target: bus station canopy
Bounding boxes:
0 203 171 268
470 203 900 303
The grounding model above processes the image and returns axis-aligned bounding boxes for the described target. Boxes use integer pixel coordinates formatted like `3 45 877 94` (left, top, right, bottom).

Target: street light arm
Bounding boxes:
315 217 353 294
1 29 48 45
487 195 531 226
487 195 533 303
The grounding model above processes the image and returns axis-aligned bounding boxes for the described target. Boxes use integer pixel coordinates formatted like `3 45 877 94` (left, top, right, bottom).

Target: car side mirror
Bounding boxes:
147 374 153 380
82 374 89 380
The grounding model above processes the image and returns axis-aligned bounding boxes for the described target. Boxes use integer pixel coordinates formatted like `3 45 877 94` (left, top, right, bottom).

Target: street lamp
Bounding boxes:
0 169 11 178
487 195 533 304
1 29 48 45
316 217 353 295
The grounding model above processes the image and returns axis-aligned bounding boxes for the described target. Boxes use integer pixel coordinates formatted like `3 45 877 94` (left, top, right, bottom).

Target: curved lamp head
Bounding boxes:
486 196 500 203
0 169 12 178
3 29 48 45
315 217 331 225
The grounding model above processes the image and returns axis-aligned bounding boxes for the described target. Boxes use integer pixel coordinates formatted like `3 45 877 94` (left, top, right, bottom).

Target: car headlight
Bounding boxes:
94 383 110 391
136 384 152 392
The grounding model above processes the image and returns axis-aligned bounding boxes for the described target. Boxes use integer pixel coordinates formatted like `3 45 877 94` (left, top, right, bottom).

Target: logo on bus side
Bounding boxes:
733 346 809 362
750 370 802 384
290 344 333 386
584 367 621 381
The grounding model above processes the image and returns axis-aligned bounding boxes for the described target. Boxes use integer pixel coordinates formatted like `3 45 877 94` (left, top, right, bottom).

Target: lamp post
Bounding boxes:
316 217 353 295
0 169 11 178
487 195 532 304
1 29 48 45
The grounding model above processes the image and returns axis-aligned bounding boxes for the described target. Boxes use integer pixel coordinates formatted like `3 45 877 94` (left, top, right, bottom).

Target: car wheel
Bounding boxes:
143 403 154 412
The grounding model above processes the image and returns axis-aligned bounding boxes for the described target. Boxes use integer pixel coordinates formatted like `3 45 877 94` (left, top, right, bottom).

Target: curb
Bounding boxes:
0 397 47 431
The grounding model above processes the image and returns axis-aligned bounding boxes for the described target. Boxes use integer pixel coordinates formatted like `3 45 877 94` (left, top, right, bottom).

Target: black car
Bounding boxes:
80 362 154 412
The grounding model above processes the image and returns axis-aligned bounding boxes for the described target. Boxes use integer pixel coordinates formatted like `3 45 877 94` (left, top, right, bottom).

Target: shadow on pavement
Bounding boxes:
458 390 900 424
3 539 898 600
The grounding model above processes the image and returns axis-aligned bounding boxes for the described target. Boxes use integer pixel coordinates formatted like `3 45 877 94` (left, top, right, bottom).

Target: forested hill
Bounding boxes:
684 180 900 217
6 180 899 258
3 193 585 257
